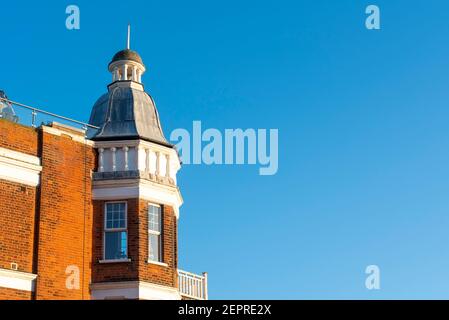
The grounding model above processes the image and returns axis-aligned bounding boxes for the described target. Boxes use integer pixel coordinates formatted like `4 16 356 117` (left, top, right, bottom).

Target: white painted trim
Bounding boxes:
148 203 162 263
108 80 144 91
98 259 131 264
108 60 146 73
93 179 183 219
0 147 42 187
146 261 168 267
0 147 40 165
90 281 181 300
139 281 180 300
0 268 37 292
94 140 140 148
41 125 94 146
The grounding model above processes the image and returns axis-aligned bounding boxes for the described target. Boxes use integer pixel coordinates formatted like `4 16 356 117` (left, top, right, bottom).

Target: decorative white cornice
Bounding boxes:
0 268 38 292
108 59 146 73
90 281 181 300
0 147 39 166
94 140 141 149
92 178 183 219
108 80 144 92
41 124 94 146
0 147 42 187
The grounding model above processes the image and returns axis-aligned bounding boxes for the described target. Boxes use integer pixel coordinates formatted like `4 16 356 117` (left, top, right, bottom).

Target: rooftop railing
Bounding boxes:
178 270 208 300
0 97 98 132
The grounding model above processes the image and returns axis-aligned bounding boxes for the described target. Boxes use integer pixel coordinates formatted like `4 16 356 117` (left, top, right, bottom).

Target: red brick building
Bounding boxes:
0 40 207 300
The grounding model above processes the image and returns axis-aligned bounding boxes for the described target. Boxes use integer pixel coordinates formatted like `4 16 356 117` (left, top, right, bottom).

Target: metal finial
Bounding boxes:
127 24 131 49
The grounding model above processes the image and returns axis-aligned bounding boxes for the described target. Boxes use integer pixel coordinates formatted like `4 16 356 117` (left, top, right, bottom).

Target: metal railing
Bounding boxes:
178 270 208 300
0 97 98 131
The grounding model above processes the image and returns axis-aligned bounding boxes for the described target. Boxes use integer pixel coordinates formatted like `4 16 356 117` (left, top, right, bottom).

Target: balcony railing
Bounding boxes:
0 97 98 132
178 270 208 300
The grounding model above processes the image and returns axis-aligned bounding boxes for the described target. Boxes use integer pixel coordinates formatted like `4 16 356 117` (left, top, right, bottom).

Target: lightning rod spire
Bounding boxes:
127 24 131 50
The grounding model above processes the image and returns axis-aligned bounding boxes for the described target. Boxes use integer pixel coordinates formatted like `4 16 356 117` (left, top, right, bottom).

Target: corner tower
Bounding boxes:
88 27 183 300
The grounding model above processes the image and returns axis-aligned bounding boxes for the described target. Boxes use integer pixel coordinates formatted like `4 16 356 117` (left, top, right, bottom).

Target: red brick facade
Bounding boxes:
138 201 178 287
0 119 181 300
92 199 139 283
92 200 178 288
0 180 36 273
0 120 38 156
34 129 96 299
0 287 32 300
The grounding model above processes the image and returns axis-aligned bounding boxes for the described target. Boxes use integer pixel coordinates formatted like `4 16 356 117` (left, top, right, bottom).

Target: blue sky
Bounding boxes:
3 0 449 299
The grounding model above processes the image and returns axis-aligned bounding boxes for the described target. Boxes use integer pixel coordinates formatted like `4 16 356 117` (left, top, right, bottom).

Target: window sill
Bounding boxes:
99 259 132 264
146 260 169 267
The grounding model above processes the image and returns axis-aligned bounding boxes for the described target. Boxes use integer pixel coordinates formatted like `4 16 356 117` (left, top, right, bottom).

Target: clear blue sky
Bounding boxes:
3 0 449 299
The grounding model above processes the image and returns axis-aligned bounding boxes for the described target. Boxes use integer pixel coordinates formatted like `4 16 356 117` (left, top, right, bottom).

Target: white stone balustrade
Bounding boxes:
95 142 179 184
178 270 208 300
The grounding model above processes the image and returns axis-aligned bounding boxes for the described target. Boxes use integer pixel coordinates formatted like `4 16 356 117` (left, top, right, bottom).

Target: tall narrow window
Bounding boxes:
104 202 128 260
148 204 162 262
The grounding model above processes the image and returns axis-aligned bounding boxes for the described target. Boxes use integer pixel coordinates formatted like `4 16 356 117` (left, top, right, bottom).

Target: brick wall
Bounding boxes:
0 120 97 300
0 119 38 276
0 120 37 299
34 130 96 300
138 201 178 288
0 287 32 300
92 199 139 283
0 119 38 156
0 181 36 273
0 119 181 300
92 200 178 288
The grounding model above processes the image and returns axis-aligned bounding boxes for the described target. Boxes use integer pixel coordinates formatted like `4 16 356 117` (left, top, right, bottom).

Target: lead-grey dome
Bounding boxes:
110 49 143 66
87 86 171 146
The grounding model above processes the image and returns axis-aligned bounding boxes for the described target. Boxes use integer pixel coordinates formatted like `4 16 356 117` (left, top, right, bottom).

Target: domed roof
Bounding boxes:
109 49 143 65
87 85 170 146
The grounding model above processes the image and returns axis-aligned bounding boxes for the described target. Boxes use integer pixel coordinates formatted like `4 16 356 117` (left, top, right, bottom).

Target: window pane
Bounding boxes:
148 205 161 232
149 234 160 262
106 203 114 213
105 231 127 260
106 202 126 229
106 211 113 222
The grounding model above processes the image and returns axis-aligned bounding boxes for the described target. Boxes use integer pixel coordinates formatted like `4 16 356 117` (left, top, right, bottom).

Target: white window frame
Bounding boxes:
103 201 128 261
148 203 163 263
